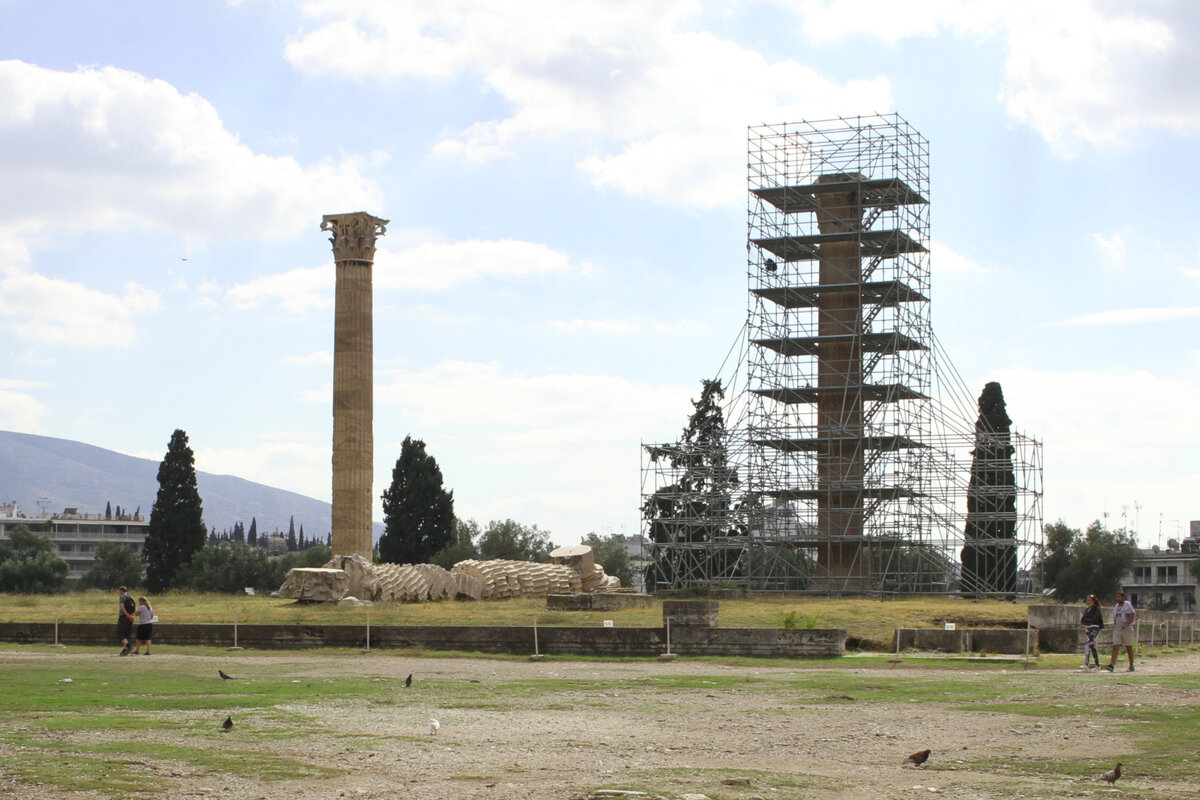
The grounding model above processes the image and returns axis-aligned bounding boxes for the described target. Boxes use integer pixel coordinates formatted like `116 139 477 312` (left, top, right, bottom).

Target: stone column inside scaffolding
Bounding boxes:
812 174 867 589
322 212 388 561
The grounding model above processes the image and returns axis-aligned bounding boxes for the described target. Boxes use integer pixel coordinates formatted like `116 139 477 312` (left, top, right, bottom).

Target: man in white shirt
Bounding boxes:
1104 592 1137 672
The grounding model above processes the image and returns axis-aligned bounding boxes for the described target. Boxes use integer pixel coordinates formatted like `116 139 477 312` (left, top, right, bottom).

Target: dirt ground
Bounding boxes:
4 649 1200 800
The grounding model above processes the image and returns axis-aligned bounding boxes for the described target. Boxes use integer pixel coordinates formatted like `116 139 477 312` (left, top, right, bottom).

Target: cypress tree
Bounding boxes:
960 382 1018 594
379 436 455 564
142 429 207 592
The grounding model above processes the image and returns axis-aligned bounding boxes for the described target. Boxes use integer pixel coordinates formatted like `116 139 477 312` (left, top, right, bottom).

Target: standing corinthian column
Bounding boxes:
321 212 388 561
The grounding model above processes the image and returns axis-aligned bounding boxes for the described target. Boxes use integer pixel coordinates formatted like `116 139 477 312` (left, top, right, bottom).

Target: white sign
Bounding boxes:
944 622 956 631
603 620 614 628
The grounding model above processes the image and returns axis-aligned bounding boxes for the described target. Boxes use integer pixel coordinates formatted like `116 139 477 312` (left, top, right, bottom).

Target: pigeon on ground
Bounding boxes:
1099 763 1122 784
221 716 233 732
405 673 412 688
903 749 931 767
218 670 233 680
429 719 440 736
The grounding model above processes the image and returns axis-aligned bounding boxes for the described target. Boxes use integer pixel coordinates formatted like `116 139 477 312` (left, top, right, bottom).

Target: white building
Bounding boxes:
0 501 149 580
1122 526 1200 612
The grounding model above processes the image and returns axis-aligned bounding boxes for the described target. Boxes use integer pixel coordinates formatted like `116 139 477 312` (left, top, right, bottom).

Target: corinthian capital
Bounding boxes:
321 212 389 262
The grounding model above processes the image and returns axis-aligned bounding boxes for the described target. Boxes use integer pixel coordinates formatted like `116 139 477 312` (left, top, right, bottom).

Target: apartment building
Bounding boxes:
0 501 149 580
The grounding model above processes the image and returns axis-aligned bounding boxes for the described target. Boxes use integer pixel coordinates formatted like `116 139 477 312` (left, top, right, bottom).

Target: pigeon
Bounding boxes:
221 716 233 733
218 670 233 680
405 673 412 688
429 719 440 736
903 749 931 767
764 258 778 273
1099 763 1121 784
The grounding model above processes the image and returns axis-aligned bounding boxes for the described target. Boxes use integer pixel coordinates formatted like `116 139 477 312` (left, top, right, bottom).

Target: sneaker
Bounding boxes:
1078 664 1089 670
1103 664 1114 672
143 652 151 656
1126 666 1135 672
119 648 129 656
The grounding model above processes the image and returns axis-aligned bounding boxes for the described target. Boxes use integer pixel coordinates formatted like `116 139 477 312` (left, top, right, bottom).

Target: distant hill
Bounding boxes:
0 430 382 541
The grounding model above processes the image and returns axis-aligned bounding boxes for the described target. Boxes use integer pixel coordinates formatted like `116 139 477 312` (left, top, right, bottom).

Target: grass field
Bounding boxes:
1 642 1199 799
0 591 1033 646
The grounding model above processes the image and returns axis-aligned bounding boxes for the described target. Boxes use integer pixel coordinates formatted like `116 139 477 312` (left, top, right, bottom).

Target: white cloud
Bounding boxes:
0 60 382 246
0 270 160 347
931 239 989 275
991 366 1199 540
549 317 700 335
1093 232 1127 272
194 439 332 503
285 1 892 207
1046 307 1200 327
373 358 694 540
375 239 583 291
788 1 1200 151
284 350 334 366
0 388 48 432
226 266 333 313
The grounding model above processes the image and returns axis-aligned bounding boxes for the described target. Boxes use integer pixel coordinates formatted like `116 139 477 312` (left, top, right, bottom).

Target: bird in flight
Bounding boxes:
429 719 440 736
405 673 413 688
219 669 233 680
1099 763 1122 785
902 749 930 767
221 716 233 733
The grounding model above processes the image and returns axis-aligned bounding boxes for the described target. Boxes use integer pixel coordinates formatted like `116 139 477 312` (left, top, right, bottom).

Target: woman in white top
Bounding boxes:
133 597 154 655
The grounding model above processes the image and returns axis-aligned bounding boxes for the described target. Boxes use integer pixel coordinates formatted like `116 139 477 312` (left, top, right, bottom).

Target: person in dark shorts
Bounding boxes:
1079 594 1104 670
132 596 154 655
117 586 136 655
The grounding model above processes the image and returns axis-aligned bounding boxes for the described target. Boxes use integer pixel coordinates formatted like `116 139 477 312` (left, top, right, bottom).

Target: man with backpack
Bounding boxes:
117 586 136 656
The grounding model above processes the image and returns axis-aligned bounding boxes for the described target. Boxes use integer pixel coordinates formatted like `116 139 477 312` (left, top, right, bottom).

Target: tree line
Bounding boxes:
0 429 634 594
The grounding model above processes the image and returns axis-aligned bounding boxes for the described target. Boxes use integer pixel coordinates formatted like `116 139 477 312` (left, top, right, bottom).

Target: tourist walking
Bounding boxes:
131 596 154 655
116 586 136 656
1104 592 1136 672
1080 594 1103 670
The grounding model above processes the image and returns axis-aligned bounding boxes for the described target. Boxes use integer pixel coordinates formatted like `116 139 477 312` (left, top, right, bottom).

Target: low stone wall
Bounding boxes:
0 622 845 659
545 593 654 611
1027 605 1200 653
893 628 1029 654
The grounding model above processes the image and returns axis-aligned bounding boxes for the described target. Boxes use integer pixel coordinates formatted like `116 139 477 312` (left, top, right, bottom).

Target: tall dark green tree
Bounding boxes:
642 379 740 589
379 436 455 564
247 517 257 547
960 381 1018 594
286 516 297 552
142 429 207 592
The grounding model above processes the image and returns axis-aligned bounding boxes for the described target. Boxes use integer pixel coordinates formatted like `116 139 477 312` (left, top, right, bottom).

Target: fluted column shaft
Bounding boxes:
322 212 388 561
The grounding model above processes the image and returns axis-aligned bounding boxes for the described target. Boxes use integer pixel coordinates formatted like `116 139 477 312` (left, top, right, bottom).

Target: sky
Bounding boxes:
1 0 1197 550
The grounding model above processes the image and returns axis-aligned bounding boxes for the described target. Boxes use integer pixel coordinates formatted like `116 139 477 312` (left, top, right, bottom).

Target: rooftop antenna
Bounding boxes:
37 497 49 516
1133 500 1141 543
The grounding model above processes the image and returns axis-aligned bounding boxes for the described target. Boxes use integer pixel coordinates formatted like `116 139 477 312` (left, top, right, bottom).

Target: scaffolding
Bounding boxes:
641 115 1043 595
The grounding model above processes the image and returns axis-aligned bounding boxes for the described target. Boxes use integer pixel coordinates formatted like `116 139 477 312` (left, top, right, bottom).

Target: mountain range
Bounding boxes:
0 429 382 540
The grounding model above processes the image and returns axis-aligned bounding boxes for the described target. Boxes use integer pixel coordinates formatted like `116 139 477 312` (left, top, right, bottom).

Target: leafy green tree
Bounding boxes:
81 541 144 590
0 525 69 593
642 379 740 589
142 429 207 593
431 518 481 569
581 532 634 587
478 519 552 562
174 543 282 593
247 517 257 547
1036 519 1141 601
379 436 455 564
278 543 332 572
960 381 1018 594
